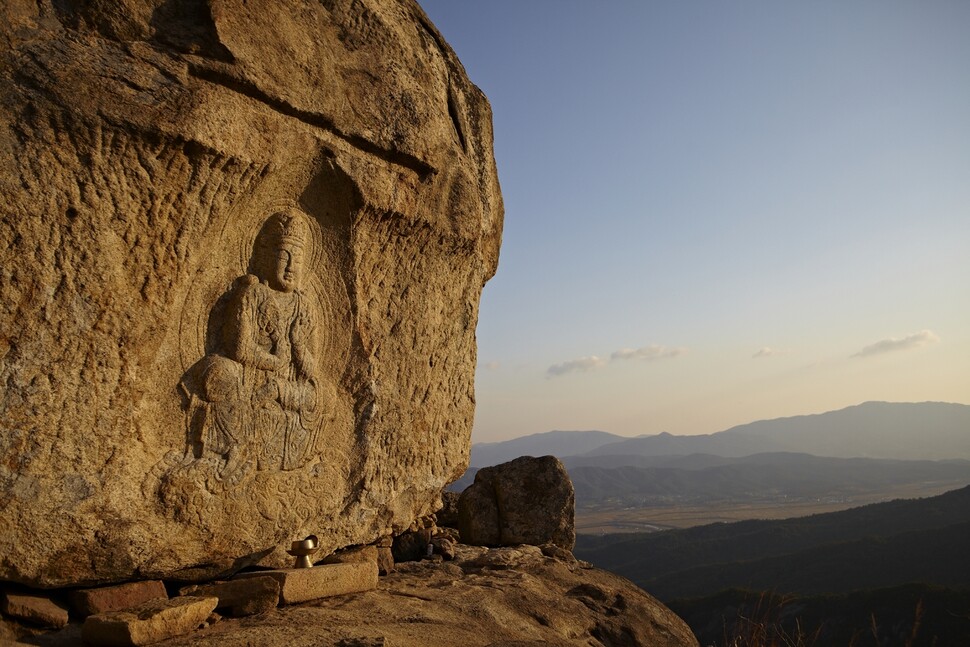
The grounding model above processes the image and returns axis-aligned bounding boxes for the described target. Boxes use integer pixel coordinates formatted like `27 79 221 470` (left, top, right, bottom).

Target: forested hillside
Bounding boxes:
575 485 970 595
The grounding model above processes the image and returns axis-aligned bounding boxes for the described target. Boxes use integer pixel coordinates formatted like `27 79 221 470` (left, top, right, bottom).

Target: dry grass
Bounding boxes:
720 592 822 647
716 592 930 647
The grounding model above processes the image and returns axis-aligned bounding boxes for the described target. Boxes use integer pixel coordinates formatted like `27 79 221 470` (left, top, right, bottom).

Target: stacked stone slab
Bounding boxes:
179 577 280 617
236 562 378 605
0 0 502 588
82 596 219 646
70 581 169 618
1 593 69 629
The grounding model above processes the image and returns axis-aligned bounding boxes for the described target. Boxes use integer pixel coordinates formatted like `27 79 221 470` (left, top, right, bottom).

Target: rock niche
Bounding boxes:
0 0 502 587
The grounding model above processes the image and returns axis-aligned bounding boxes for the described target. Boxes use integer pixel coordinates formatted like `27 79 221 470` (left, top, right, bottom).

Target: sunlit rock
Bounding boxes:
0 0 502 587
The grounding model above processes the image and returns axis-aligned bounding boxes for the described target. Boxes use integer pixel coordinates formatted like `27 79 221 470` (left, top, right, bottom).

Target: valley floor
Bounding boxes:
575 480 967 534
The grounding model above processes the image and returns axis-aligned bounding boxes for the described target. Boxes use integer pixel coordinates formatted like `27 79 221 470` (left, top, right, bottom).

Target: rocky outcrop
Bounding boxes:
0 0 501 587
459 456 576 550
4 546 699 647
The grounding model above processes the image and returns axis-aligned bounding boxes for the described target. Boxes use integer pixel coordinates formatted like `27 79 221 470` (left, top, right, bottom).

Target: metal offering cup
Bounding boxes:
286 534 319 569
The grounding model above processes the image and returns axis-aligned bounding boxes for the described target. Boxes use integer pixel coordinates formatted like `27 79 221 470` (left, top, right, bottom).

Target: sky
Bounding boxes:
418 1 970 443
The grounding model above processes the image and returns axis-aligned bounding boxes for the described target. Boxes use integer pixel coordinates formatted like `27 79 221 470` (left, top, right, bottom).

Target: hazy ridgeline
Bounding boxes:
458 402 970 508
469 402 970 467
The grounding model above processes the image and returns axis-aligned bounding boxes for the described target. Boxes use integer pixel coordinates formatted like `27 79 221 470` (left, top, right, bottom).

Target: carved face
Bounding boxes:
273 245 303 293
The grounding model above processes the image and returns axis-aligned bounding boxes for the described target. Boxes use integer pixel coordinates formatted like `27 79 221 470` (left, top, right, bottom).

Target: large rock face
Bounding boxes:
0 0 502 587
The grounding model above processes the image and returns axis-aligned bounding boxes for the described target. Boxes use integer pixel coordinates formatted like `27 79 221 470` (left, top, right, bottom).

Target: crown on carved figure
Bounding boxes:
267 208 311 250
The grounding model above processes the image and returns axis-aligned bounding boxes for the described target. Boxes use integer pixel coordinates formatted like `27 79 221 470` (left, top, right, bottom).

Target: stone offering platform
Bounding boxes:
235 562 379 605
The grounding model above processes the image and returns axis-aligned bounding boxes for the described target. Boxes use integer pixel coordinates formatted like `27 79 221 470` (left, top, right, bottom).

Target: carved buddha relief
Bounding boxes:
146 203 353 538
183 210 323 481
177 208 331 489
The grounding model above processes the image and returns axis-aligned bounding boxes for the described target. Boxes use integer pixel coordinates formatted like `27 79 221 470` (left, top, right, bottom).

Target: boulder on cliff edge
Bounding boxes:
458 456 576 550
0 0 502 587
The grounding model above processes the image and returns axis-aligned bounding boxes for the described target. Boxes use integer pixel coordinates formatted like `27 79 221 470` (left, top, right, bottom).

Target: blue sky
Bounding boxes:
418 1 970 442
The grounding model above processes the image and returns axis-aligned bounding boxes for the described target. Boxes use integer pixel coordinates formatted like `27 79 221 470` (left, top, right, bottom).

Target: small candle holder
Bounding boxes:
286 534 319 569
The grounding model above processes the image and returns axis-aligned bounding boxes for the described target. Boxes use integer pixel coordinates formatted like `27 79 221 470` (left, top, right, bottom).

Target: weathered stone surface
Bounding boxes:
435 490 461 528
70 580 168 618
235 562 378 605
430 535 457 560
335 639 388 647
0 617 20 644
1 592 69 628
81 595 218 646
321 545 379 567
0 0 502 587
374 536 395 576
459 456 576 550
133 548 699 646
179 576 280 617
392 527 433 563
463 544 546 571
539 543 577 563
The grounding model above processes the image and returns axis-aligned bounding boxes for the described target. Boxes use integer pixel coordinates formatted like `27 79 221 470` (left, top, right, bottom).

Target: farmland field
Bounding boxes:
575 480 967 534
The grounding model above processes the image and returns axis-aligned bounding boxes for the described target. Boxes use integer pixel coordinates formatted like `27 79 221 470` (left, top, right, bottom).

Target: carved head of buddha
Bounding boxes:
256 209 311 293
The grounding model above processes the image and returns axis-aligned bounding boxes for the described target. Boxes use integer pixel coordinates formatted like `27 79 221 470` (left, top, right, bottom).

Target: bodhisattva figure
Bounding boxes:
182 209 322 486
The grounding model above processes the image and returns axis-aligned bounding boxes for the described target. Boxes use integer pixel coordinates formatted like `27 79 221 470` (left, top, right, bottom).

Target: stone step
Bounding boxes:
179 575 280 617
235 562 378 605
1 592 69 628
70 580 168 618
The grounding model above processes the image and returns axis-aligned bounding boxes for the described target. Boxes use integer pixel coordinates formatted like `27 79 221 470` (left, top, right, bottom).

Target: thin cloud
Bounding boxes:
611 345 686 362
852 330 940 358
753 347 787 359
483 361 501 371
546 355 606 378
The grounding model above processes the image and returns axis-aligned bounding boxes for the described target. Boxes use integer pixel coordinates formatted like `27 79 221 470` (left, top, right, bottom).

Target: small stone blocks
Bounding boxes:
69 580 168 618
81 595 218 646
179 576 280 617
235 562 378 605
1 592 69 628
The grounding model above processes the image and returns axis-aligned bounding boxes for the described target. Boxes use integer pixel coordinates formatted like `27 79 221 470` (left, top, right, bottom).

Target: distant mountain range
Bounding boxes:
470 402 970 466
470 429 630 467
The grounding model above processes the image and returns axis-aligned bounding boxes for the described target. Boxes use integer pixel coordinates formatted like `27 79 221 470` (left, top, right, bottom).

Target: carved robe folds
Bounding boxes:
189 276 321 483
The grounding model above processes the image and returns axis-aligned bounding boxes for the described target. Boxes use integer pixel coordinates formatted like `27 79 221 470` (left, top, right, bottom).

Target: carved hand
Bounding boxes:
292 309 313 346
254 378 280 405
